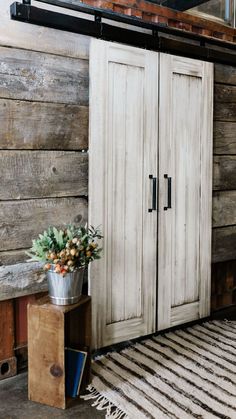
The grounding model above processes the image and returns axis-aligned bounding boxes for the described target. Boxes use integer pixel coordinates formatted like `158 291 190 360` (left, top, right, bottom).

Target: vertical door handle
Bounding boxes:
164 174 171 210
148 175 157 212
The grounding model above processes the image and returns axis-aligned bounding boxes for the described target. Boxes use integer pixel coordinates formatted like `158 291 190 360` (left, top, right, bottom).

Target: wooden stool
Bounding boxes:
28 295 91 409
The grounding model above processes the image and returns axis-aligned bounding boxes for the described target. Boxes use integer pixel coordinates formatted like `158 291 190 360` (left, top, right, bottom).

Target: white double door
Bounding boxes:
89 39 213 349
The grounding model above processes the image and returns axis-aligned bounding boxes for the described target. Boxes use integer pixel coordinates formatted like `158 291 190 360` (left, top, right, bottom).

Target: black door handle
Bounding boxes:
148 175 157 212
164 174 171 211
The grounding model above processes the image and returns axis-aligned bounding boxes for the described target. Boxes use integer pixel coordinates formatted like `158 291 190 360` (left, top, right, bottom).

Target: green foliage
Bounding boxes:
26 224 103 274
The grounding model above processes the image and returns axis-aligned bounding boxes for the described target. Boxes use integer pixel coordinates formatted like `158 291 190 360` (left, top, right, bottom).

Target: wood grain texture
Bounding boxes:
0 99 88 150
213 121 236 154
211 260 236 311
0 151 88 199
213 191 236 228
89 39 158 348
215 64 236 86
0 46 89 105
214 103 236 122
214 84 236 104
212 226 236 263
171 70 201 308
213 156 236 191
0 0 90 59
158 54 213 330
0 249 28 266
0 197 87 251
0 300 14 359
28 296 91 408
28 303 65 409
171 302 199 327
15 295 38 346
0 262 47 302
199 61 214 320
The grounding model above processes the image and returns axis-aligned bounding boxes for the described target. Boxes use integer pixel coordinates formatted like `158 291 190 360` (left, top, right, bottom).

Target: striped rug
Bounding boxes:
82 320 236 419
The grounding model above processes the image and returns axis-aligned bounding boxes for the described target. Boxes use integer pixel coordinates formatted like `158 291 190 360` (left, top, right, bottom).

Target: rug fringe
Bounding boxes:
81 385 128 419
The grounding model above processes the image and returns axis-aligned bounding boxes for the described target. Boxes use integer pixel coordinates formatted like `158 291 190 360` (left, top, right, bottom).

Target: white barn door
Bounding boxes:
158 54 213 330
89 39 158 348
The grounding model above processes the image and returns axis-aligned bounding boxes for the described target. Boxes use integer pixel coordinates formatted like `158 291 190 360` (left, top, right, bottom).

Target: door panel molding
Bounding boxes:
157 53 213 331
89 39 158 349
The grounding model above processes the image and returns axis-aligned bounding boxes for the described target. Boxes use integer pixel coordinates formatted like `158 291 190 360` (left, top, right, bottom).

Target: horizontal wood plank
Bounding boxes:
0 249 29 266
1 0 90 59
214 102 236 122
0 46 89 105
0 151 88 199
0 262 47 302
213 121 236 154
213 191 236 227
214 64 236 86
212 226 236 263
213 156 236 191
214 84 236 103
0 197 88 251
0 99 88 150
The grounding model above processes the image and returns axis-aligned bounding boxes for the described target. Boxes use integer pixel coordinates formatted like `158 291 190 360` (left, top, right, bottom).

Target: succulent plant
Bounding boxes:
26 224 102 276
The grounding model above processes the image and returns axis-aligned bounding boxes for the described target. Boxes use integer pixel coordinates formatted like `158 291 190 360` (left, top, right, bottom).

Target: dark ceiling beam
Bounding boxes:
160 0 210 11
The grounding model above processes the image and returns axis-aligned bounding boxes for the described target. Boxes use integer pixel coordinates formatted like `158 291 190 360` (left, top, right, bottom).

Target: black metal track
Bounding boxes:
10 2 236 66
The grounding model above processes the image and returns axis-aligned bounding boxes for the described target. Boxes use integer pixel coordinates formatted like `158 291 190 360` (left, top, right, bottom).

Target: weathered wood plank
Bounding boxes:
0 99 88 150
0 151 88 200
28 301 65 408
0 300 14 358
0 262 47 302
213 156 236 191
211 260 236 311
213 191 236 228
0 197 88 251
1 0 90 59
213 121 236 154
214 103 236 121
214 84 236 103
0 46 89 105
0 249 29 266
215 64 236 86
212 226 236 263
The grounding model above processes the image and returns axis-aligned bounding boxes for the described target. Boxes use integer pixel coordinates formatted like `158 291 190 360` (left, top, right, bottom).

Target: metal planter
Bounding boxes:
47 268 85 305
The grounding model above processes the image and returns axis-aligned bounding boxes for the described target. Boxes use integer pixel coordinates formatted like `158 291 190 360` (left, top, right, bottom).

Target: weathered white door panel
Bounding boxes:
89 40 158 348
158 54 213 330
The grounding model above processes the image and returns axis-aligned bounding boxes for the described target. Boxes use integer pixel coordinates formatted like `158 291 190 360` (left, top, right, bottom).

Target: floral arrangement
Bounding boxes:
26 224 102 276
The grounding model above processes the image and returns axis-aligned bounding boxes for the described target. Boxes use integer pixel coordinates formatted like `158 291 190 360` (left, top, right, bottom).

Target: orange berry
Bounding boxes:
44 263 51 271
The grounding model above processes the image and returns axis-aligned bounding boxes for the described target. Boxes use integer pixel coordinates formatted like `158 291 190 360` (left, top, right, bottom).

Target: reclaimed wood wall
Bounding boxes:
0 45 89 299
212 64 236 310
0 0 91 373
0 0 235 371
0 49 235 303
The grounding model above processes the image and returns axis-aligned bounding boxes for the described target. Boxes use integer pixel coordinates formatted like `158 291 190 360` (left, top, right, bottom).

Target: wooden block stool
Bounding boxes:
28 295 91 409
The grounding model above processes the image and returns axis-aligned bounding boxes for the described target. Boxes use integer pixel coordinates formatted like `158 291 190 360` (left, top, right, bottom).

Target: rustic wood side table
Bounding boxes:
27 295 91 409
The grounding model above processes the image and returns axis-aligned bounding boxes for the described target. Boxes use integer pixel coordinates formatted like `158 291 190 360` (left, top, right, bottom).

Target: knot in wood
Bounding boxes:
74 214 82 223
50 364 63 378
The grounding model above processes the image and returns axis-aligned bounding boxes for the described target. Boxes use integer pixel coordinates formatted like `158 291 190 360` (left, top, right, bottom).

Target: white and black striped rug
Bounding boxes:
82 320 236 419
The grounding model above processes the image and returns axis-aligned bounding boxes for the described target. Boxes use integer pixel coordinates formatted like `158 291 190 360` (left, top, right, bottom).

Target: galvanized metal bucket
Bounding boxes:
47 268 84 305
